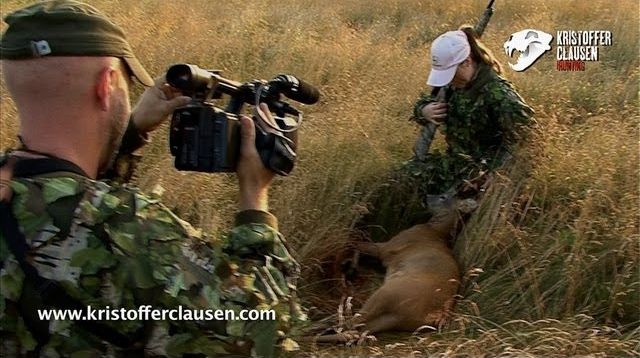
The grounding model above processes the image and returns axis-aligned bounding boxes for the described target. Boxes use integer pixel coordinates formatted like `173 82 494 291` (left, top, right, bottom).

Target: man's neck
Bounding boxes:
16 140 98 179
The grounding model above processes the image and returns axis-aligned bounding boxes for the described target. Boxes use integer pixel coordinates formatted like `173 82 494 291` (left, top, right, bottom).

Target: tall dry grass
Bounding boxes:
1 0 638 356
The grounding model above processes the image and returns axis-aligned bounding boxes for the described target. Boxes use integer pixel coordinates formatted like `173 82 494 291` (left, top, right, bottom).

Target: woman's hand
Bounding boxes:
420 102 448 124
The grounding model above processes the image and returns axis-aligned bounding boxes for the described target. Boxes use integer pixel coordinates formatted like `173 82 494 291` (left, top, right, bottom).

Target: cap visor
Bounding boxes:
123 56 154 87
426 66 457 87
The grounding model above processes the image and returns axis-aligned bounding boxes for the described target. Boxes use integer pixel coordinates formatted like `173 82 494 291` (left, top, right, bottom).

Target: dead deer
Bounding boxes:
314 193 477 342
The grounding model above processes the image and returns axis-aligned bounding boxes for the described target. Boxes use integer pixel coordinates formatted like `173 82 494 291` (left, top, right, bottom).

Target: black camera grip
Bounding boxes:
254 125 296 176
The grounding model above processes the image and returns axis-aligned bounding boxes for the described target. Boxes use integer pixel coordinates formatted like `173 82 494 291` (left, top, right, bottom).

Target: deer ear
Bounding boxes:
444 186 457 197
457 199 479 213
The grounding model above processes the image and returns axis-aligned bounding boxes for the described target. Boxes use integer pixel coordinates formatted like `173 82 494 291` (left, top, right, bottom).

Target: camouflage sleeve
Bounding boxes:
100 118 148 183
484 80 535 148
118 118 149 155
411 91 436 125
3 176 302 357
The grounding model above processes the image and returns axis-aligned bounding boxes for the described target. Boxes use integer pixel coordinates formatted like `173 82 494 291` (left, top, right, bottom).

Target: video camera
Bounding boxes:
166 64 320 176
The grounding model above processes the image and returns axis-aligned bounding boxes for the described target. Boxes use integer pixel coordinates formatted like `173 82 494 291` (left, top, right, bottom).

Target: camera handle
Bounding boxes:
253 83 303 132
253 125 296 176
249 84 301 175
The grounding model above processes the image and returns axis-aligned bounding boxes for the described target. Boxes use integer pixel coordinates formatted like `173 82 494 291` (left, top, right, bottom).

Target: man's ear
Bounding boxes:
96 66 118 111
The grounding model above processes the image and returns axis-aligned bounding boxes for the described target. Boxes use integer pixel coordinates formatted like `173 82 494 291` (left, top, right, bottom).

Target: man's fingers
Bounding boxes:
160 83 184 99
153 75 167 87
167 96 191 110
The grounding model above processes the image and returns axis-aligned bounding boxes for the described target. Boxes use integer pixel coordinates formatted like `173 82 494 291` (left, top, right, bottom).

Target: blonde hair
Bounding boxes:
459 25 503 75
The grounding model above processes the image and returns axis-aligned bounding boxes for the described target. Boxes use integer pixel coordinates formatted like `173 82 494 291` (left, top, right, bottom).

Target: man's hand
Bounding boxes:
130 75 191 133
237 103 275 212
420 102 448 124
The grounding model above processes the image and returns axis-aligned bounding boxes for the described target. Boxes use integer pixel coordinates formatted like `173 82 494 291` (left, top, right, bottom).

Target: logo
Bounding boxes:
555 30 613 71
30 40 52 57
503 29 553 72
432 55 440 66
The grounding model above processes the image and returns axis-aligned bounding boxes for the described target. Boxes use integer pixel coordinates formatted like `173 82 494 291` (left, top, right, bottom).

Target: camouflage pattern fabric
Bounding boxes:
410 62 534 196
0 167 303 357
359 64 533 241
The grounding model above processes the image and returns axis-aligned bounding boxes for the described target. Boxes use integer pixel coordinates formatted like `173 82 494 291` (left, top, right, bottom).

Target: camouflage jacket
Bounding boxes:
408 63 534 194
0 156 303 357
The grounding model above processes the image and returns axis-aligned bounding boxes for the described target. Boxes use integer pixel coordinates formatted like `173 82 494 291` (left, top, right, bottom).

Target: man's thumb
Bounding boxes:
240 116 256 154
169 96 191 109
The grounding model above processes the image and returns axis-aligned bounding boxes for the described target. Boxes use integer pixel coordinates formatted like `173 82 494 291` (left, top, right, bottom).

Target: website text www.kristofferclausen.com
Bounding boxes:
37 305 276 322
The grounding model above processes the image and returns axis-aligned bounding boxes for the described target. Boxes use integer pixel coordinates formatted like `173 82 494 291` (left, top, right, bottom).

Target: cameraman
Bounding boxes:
0 1 300 357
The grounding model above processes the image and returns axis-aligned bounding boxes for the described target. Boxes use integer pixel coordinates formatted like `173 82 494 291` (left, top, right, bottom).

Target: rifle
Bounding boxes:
414 0 496 161
474 0 496 37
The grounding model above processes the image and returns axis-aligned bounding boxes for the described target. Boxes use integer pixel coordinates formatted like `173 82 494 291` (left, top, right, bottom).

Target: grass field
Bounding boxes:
1 0 638 356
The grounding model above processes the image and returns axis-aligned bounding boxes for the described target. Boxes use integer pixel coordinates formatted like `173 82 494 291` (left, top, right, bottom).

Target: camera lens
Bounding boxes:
166 64 213 93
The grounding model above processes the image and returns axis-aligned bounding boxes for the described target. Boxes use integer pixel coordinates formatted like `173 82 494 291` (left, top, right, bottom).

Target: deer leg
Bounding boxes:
361 314 403 334
354 241 382 259
307 331 360 344
341 241 382 281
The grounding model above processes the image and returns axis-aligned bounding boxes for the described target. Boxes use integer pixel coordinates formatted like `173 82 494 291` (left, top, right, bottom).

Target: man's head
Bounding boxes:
1 0 152 177
1 0 153 86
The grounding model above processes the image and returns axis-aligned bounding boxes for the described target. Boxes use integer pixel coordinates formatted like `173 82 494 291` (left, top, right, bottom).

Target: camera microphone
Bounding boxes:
269 74 320 105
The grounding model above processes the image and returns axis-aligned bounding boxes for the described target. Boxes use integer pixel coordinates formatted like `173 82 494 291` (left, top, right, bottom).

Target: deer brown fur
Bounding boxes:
314 194 477 342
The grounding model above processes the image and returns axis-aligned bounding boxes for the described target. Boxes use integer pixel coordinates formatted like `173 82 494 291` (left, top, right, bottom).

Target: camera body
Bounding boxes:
167 64 318 176
169 104 241 172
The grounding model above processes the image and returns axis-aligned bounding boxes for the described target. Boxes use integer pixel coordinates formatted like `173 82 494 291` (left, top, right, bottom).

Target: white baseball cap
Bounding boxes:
427 30 471 87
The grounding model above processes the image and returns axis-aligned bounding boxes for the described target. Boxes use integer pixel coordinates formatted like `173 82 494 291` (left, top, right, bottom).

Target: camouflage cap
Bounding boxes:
0 0 154 86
